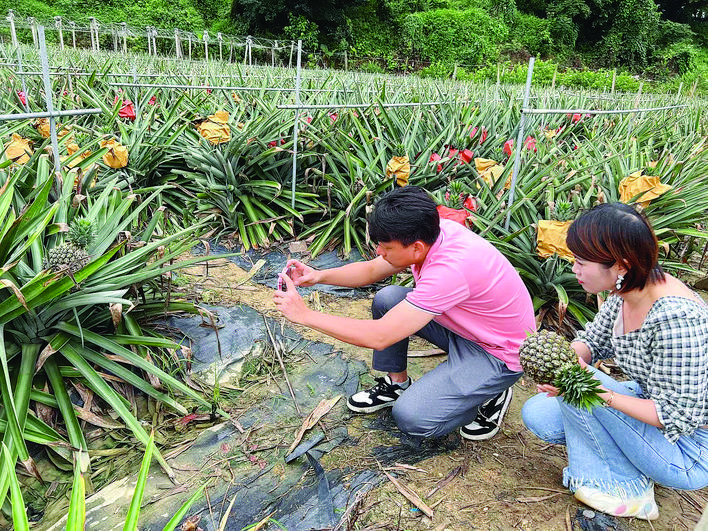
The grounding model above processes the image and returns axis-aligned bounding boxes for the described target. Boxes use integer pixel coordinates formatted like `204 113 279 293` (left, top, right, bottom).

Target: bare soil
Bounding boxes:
176 256 708 531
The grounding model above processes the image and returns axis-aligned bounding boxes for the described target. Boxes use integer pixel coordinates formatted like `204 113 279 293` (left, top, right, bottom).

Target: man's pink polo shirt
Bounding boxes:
405 219 536 372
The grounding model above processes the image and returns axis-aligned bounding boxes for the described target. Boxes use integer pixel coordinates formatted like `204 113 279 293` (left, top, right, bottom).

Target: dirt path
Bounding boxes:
177 256 708 530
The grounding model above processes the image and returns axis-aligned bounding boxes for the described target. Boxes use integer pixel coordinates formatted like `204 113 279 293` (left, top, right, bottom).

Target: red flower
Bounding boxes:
329 112 338 123
17 91 26 105
446 147 459 160
430 152 442 172
470 126 488 144
148 95 156 105
463 195 478 212
113 95 136 120
436 204 468 225
459 149 474 164
268 140 277 148
306 116 312 123
524 135 537 152
503 139 513 157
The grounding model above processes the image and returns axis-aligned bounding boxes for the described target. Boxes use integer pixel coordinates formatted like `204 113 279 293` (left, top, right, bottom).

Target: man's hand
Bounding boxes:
286 259 321 287
273 272 313 325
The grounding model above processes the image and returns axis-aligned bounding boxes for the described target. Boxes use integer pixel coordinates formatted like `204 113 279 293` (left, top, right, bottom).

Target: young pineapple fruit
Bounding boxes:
519 330 605 411
445 180 467 209
45 219 95 273
551 200 576 222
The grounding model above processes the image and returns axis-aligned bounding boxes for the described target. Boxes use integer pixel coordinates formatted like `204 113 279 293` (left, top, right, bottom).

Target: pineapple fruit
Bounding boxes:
45 219 95 274
551 199 575 221
519 330 605 411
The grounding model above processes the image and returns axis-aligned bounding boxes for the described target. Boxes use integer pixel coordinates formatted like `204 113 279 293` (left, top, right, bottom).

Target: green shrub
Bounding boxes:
360 59 385 73
654 42 699 75
419 61 453 78
401 7 508 66
510 13 552 57
348 0 401 56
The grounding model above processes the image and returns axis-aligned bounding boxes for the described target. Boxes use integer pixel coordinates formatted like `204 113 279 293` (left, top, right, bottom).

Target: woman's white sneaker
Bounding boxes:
573 485 659 520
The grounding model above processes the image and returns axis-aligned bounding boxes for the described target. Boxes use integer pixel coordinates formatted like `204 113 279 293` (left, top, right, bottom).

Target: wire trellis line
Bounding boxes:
521 105 689 115
277 101 448 110
108 82 345 93
0 108 102 122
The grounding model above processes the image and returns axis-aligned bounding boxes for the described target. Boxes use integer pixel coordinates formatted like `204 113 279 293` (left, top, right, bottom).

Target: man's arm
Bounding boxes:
274 274 433 349
290 256 404 288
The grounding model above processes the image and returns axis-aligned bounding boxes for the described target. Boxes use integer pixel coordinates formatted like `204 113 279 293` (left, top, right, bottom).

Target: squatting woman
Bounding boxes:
522 202 708 520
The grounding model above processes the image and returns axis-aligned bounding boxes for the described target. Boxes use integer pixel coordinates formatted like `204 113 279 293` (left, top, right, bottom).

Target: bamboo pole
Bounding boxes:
7 10 18 47
291 39 302 209
505 56 535 230
55 16 64 50
38 26 61 175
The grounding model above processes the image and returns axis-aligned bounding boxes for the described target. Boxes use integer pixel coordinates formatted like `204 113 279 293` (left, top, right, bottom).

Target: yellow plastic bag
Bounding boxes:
4 134 33 164
34 119 72 139
196 110 231 145
474 158 509 189
618 172 671 207
386 156 410 187
537 220 574 261
35 118 51 138
100 139 128 169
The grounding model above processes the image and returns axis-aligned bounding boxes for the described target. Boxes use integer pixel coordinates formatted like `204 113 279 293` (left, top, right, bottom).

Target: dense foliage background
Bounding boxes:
1 0 706 78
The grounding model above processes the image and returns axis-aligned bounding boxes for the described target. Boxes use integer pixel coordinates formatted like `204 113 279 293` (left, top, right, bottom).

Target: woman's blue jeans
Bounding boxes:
521 365 708 496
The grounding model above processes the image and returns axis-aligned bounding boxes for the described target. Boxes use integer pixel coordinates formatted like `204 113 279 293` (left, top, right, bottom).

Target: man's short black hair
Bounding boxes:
368 186 440 247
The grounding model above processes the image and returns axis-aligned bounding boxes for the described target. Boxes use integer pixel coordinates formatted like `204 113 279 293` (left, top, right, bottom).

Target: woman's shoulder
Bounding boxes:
649 295 708 324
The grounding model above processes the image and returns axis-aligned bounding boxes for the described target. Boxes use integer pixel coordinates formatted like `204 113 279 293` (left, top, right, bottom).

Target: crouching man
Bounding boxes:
273 186 535 440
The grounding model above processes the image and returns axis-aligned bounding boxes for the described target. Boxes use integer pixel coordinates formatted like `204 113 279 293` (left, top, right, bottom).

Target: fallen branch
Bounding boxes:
288 395 341 453
516 492 564 503
426 465 464 498
382 469 433 518
263 316 301 416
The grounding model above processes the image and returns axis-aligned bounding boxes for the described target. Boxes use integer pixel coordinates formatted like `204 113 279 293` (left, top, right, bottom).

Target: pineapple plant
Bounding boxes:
519 330 605 411
550 199 575 221
440 180 477 211
44 219 95 274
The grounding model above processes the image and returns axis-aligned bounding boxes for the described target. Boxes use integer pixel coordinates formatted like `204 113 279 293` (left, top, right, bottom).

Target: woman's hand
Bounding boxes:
537 383 561 397
286 259 321 287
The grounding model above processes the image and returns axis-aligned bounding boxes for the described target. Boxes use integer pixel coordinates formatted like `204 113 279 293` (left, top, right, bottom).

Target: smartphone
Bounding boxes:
277 265 291 291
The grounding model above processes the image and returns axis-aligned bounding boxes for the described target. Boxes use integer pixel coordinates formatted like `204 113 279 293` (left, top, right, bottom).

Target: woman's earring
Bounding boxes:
615 274 624 291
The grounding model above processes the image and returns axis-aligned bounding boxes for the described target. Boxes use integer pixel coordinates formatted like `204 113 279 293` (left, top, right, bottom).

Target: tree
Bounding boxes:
655 0 708 24
230 0 365 38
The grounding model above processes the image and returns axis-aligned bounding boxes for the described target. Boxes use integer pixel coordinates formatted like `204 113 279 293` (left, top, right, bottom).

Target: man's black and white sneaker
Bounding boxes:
460 387 513 440
347 375 411 413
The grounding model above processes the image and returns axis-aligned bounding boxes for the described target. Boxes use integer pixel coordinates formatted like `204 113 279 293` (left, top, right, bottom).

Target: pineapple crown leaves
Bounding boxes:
550 199 576 222
67 219 95 249
393 142 407 157
553 364 606 411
